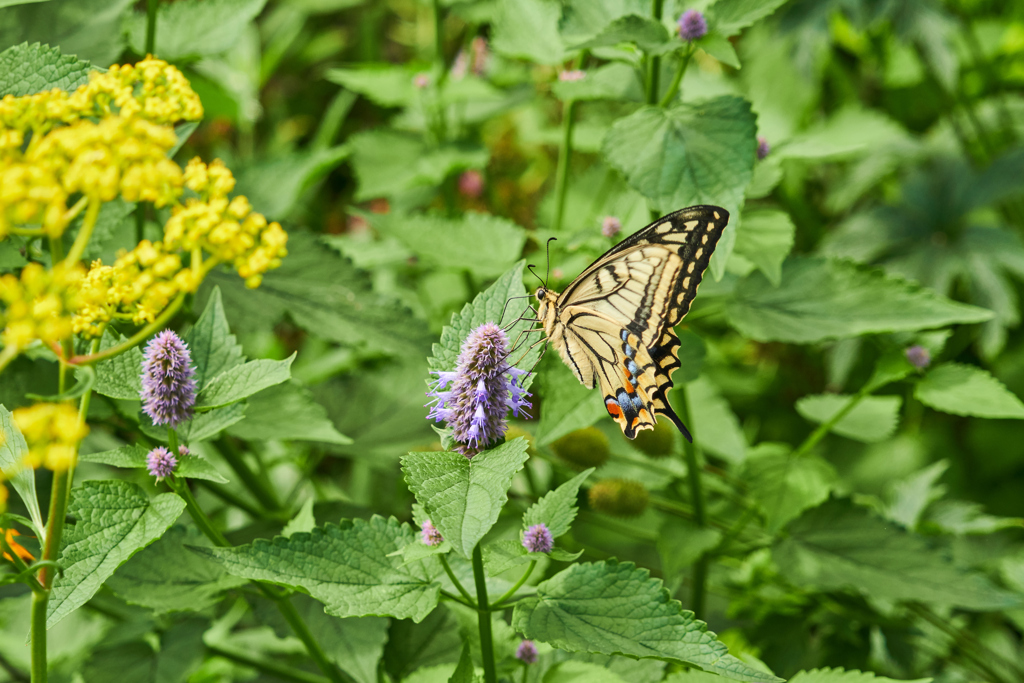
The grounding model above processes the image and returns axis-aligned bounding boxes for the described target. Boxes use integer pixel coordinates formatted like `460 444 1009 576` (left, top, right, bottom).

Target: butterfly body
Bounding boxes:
535 205 730 440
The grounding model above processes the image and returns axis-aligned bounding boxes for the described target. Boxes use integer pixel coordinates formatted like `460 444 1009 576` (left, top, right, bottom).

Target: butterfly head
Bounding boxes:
535 287 559 333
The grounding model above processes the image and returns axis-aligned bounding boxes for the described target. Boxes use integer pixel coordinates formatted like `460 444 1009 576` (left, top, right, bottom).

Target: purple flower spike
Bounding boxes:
678 9 708 41
146 446 177 481
426 323 532 457
522 523 553 554
421 520 443 546
601 216 622 238
516 640 538 664
757 136 770 160
178 445 190 457
140 330 197 428
905 345 931 369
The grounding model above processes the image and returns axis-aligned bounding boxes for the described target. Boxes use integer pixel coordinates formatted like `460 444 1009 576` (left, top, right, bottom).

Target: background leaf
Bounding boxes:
915 362 1024 419
0 41 91 96
796 394 903 443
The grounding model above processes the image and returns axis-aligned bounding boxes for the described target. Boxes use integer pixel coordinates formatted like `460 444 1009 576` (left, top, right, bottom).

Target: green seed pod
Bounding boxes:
588 478 649 517
551 426 610 469
631 418 675 458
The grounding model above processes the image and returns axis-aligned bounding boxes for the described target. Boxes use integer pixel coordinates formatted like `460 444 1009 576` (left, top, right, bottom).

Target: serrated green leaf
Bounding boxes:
682 377 746 463
371 212 527 279
707 0 789 37
140 403 247 444
512 560 780 682
773 497 1022 611
551 63 644 102
796 394 902 443
0 0 133 66
732 210 795 286
726 257 994 343
535 360 606 445
484 539 529 576
87 328 144 400
0 405 44 538
226 381 352 445
559 0 648 44
105 525 246 614
788 667 931 683
491 0 566 65
283 498 317 537
80 444 230 483
657 520 722 580
699 32 741 68
197 516 443 621
235 146 351 218
743 445 837 533
915 362 1024 419
602 97 755 279
384 605 464 681
429 261 542 374
184 287 245 393
571 14 674 54
0 42 92 96
125 0 269 60
448 643 475 683
197 355 294 410
545 661 627 683
885 461 948 530
48 480 186 628
403 439 530 558
523 468 593 537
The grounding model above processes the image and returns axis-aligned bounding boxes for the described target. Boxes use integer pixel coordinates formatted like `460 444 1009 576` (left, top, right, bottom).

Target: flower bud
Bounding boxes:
522 523 553 554
146 446 177 481
601 216 622 238
588 478 649 517
756 135 770 160
516 640 538 664
140 329 197 428
551 426 609 469
420 520 443 546
678 10 708 41
905 345 931 369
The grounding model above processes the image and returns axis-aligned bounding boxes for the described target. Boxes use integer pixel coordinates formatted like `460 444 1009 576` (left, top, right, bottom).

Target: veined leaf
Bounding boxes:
197 354 295 410
0 41 92 96
523 468 593 537
0 405 44 538
0 0 133 65
125 0 268 60
915 362 1024 419
559 0 648 45
80 444 230 483
184 287 246 394
88 329 144 400
743 445 837 533
732 209 795 286
708 0 790 38
491 0 565 65
226 382 352 445
570 14 674 55
796 394 903 443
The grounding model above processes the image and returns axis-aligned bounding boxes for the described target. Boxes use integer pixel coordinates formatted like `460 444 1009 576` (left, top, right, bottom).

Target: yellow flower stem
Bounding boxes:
70 292 186 366
62 197 89 225
63 198 100 266
9 228 45 237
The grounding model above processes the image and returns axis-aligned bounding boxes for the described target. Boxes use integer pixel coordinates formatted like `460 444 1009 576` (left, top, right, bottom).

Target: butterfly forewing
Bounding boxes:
541 205 729 440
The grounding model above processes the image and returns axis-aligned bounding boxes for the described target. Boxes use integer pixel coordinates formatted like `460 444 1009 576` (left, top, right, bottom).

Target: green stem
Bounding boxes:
676 387 708 619
658 46 693 108
63 199 99 266
206 645 331 683
171 476 231 547
217 438 281 512
145 0 159 54
790 388 868 459
439 554 475 605
134 204 145 246
491 560 536 608
472 544 497 683
432 0 444 64
552 99 576 233
908 604 1020 683
196 480 268 520
69 292 186 365
440 589 476 610
30 591 47 683
646 0 666 104
272 593 350 683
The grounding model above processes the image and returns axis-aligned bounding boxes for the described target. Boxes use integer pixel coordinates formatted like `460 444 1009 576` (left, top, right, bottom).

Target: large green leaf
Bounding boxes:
773 498 1022 611
796 394 903 443
512 560 780 682
125 0 269 60
0 0 134 65
48 480 186 628
371 212 527 279
570 14 674 54
915 362 1024 419
491 0 566 65
602 97 756 279
88 329 144 400
196 355 295 410
225 382 352 445
183 287 245 394
197 516 443 622
788 668 931 683
80 444 230 483
535 361 605 446
105 525 246 614
523 468 593 537
731 209 795 286
743 445 837 533
559 0 647 44
235 146 351 218
726 257 994 343
402 439 530 558
0 42 91 96
0 405 43 538
707 0 790 37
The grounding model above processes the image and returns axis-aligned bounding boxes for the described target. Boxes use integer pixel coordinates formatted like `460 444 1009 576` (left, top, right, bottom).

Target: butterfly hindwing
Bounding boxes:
537 205 729 441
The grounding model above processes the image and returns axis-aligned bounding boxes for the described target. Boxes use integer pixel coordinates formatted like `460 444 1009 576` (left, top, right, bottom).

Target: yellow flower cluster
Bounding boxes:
0 263 85 350
12 402 88 471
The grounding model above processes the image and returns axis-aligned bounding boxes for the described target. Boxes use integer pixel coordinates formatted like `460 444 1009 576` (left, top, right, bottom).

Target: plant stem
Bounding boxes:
196 479 267 520
491 560 536 608
134 204 145 246
440 589 477 609
472 544 497 683
145 0 159 54
171 476 231 547
790 388 868 459
30 591 47 683
646 0 666 103
908 604 1021 683
552 98 577 233
439 554 475 605
63 199 99 266
217 438 282 513
206 644 333 683
658 45 693 108
432 0 444 65
676 387 708 619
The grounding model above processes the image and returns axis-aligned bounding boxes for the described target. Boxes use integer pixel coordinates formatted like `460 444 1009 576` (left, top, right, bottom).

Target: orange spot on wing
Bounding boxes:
606 401 622 417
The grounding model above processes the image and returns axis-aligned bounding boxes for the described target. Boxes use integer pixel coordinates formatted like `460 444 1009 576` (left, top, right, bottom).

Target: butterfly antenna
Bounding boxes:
526 264 545 288
498 295 534 327
544 237 557 287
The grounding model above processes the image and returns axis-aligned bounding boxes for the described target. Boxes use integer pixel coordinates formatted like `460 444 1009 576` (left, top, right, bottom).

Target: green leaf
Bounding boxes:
512 560 780 682
743 445 837 533
491 0 566 65
544 661 627 683
0 42 92 96
403 439 529 558
657 519 722 580
429 260 541 374
125 0 269 60
915 362 1024 419
197 355 295 410
283 498 317 537
448 643 475 683
731 210 795 286
0 0 50 8
371 212 527 279
325 63 424 107
80 444 230 483
885 461 948 530
88 329 144 400
683 377 746 463
48 480 187 628
675 330 705 384
698 32 741 69
0 405 44 538
773 498 1022 611
570 14 673 54
523 468 593 537
383 605 464 681
105 525 246 614
0 0 134 66
788 668 931 683
178 403 248 443
559 0 647 44
602 97 755 279
226 382 352 445
796 394 903 443
235 146 351 218
726 257 994 343
484 540 529 576
535 361 606 446
183 287 245 394
203 232 431 356
197 516 442 621
707 0 789 37
551 63 644 102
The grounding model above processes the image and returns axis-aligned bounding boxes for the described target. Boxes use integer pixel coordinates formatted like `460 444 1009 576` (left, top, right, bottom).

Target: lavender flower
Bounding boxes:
421 520 443 546
146 446 177 481
757 136 770 160
522 523 553 554
178 445 190 457
413 73 430 89
426 323 532 457
558 70 586 82
140 330 197 428
458 170 484 198
678 9 708 41
471 36 489 76
516 640 538 664
601 215 622 238
905 345 931 369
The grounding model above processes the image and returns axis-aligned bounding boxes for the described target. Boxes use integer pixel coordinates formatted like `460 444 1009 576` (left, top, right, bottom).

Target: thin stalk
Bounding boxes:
440 589 476 610
135 204 145 246
171 475 230 547
432 0 444 64
145 0 159 54
908 604 1020 683
30 591 47 683
472 544 497 683
439 554 475 605
658 46 693 107
206 645 332 683
63 199 100 266
552 99 576 232
790 388 868 459
676 388 708 619
491 560 536 608
217 439 281 512
272 593 350 683
69 292 186 365
646 0 666 104
196 480 267 520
